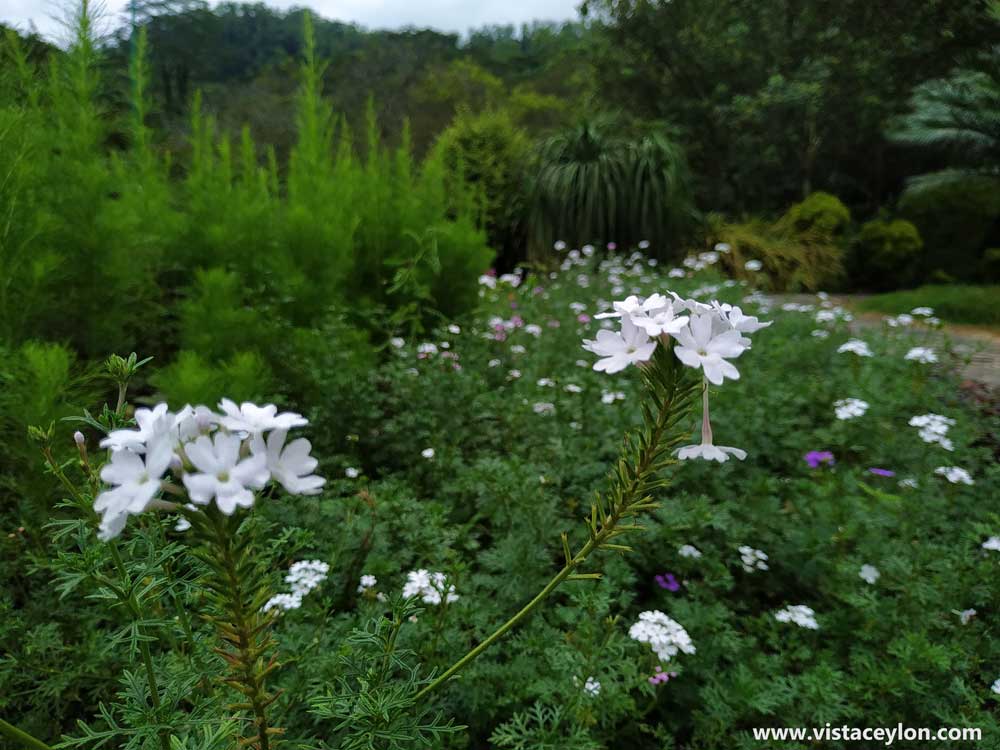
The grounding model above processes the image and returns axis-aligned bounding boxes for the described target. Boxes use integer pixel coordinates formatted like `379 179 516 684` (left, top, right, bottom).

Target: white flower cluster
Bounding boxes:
837 338 873 357
859 564 880 584
834 398 869 420
904 347 938 364
909 413 955 450
581 291 769 463
773 604 820 630
935 466 974 486
357 573 378 592
678 544 702 559
263 559 329 613
628 610 696 662
402 569 459 605
94 400 324 541
739 545 769 572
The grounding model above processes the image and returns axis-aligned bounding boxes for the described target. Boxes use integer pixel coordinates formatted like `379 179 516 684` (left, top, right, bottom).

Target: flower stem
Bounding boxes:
0 719 53 750
205 511 280 750
417 351 692 699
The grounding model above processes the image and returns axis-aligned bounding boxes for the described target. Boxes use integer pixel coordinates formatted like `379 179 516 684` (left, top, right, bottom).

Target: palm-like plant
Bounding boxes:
527 116 694 261
889 49 1000 194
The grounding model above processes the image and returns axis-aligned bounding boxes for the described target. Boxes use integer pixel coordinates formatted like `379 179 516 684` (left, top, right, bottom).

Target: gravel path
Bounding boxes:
775 294 1000 389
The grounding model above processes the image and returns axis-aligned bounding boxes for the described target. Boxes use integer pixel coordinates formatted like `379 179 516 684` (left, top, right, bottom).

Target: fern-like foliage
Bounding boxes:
888 48 1000 194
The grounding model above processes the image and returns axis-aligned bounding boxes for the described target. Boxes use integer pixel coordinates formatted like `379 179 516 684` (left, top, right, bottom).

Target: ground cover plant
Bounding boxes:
857 285 1000 329
3 242 999 748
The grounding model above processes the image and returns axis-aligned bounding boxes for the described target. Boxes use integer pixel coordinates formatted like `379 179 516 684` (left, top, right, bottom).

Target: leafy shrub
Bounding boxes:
712 215 844 292
528 116 695 261
851 218 923 290
898 176 1000 281
777 191 851 237
436 108 531 268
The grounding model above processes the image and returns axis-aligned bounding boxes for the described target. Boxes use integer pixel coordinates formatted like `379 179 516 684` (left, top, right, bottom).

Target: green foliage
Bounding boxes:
435 108 532 265
528 117 695 261
857 284 1000 328
778 191 851 237
712 214 845 292
897 176 1000 282
851 218 924 290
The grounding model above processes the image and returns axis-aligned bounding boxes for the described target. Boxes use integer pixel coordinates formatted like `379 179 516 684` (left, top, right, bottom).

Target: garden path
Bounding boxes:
772 294 1000 389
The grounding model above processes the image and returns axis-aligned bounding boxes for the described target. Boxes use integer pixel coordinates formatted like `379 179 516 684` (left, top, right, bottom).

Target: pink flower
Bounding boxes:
577 314 591 324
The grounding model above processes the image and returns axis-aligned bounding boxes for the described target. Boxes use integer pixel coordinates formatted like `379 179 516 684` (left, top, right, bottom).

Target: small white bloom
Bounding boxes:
533 402 556 415
421 448 435 459
258 429 325 495
911 306 934 316
628 610 695 662
673 313 747 385
537 378 555 387
905 347 938 364
286 559 329 596
582 316 657 374
958 608 977 624
834 398 869 420
677 442 747 462
447 324 461 335
935 466 973 485
94 437 175 540
488 358 501 368
678 544 702 559
583 677 601 696
403 569 458 605
992 678 1000 696
811 329 830 338
859 564 880 584
745 259 763 271
837 339 873 357
263 592 302 613
982 537 1000 552
390 337 405 348
525 324 543 337
739 545 769 572
357 574 377 593
345 467 359 479
564 384 583 393
182 432 269 514
773 604 819 629
218 399 307 435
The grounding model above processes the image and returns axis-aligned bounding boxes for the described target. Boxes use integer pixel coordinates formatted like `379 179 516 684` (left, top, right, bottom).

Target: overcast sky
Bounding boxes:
2 0 581 41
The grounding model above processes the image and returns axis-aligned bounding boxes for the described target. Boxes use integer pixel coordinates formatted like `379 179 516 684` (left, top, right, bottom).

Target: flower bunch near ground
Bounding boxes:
628 610 696 663
94 399 324 540
402 569 459 605
773 605 820 629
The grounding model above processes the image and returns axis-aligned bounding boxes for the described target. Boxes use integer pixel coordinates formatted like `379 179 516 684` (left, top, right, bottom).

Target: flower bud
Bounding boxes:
74 430 85 446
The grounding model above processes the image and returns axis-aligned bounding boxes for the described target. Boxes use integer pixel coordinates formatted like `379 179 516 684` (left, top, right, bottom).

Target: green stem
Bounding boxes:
0 719 54 750
418 369 682 699
209 512 276 750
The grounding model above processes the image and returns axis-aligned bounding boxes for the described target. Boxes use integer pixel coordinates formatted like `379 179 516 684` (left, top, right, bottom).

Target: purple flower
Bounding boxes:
655 573 681 591
648 665 678 685
577 313 591 324
533 286 545 296
868 467 895 477
804 450 835 469
607 242 617 251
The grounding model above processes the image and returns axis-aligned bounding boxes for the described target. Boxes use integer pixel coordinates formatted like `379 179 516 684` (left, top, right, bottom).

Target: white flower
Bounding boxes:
259 429 325 495
390 337 405 348
403 569 458 604
94 437 174 540
421 448 435 459
488 358 501 368
958 608 977 624
859 564 880 584
935 466 973 485
537 378 555 387
525 324 543 337
905 347 938 364
886 313 914 327
582 316 657 374
286 559 329 596
911 307 934 316
773 604 819 630
982 537 1000 552
911 414 956 450
669 268 686 278
992 678 1000 696
417 342 439 356
358 574 377 593
811 329 830 338
263 593 302 613
678 544 702 559
447 324 461 335
564 384 583 393
508 369 522 379
721 305 771 335
218 399 307 435
594 294 645 320
182 432 269 514
837 339 873 357
345 467 359 478
628 610 695 662
583 677 601 696
601 390 625 404
739 545 769 572
100 403 175 452
745 259 763 271
898 477 919 489
673 313 747 385
554 240 567 251
834 398 869 420
715 242 731 253
533 402 555 415
677 442 747 462
511 344 527 354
